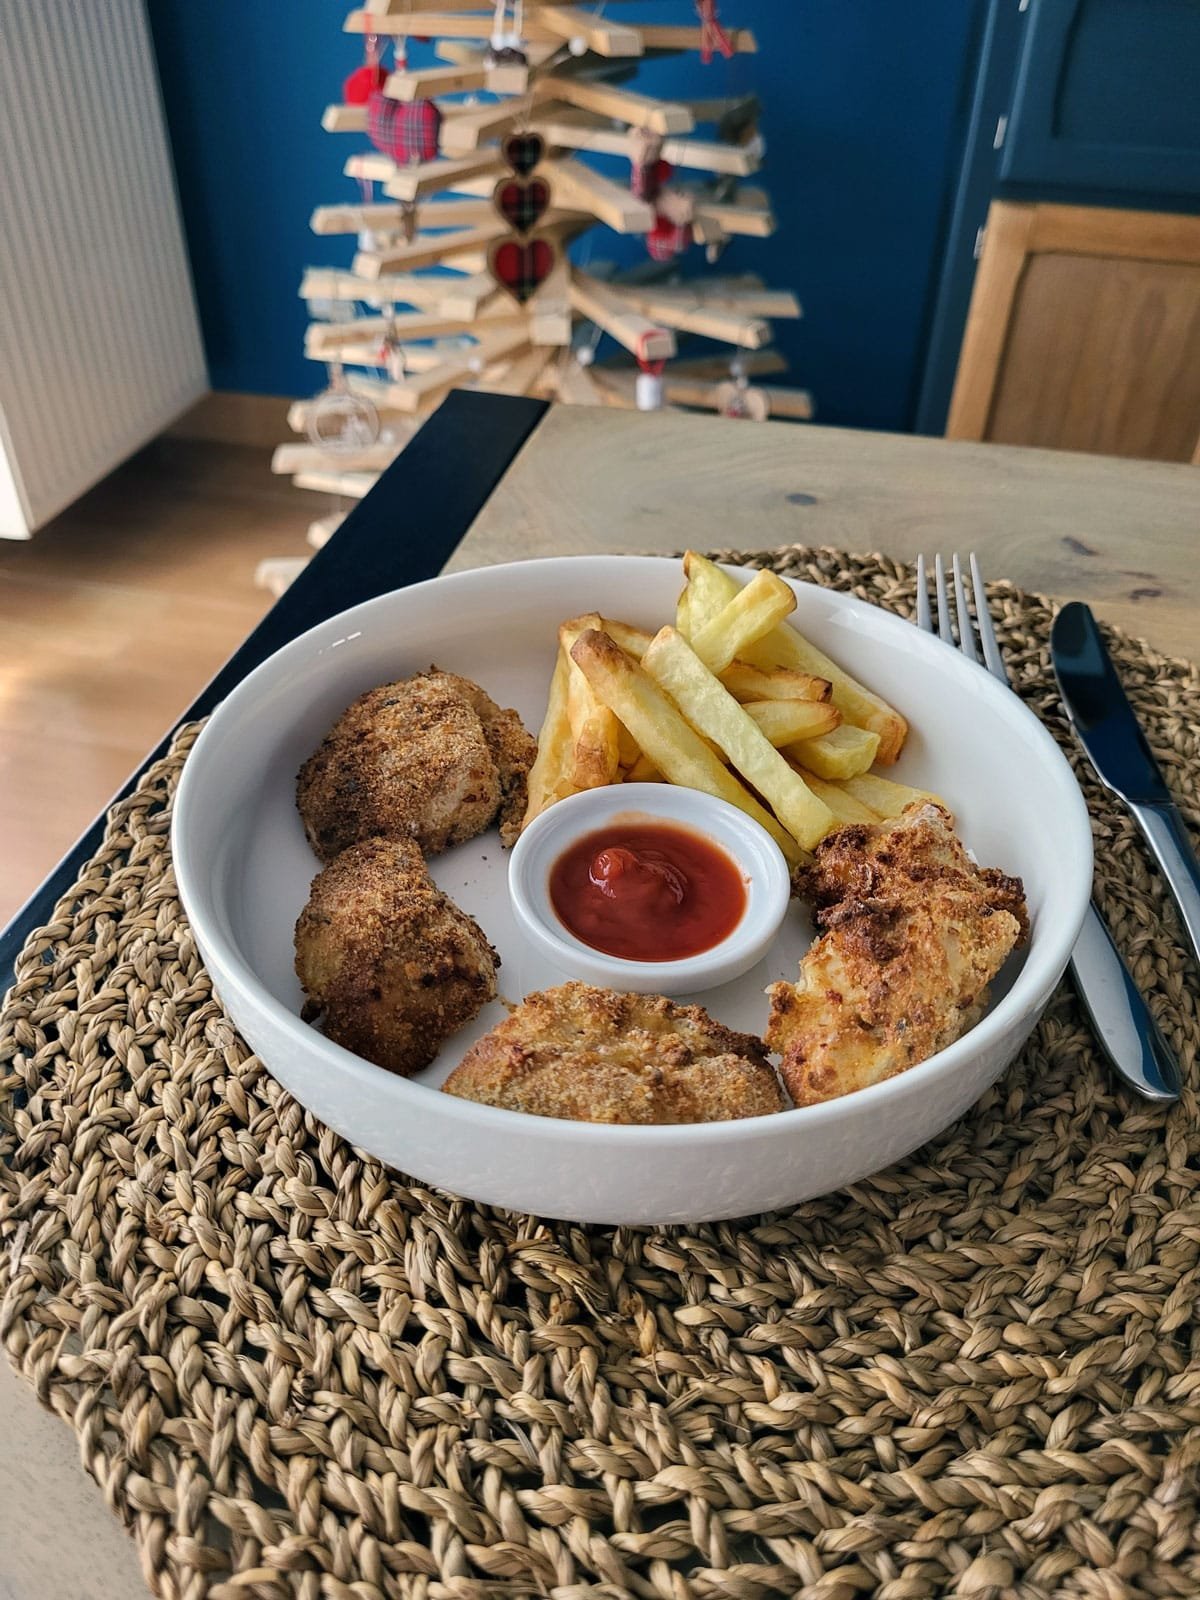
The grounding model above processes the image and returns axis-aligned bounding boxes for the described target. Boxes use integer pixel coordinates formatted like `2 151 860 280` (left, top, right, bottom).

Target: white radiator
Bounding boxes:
0 0 207 539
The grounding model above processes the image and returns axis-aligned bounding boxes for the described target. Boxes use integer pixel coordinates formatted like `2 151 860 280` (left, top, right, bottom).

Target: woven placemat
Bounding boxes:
2 547 1198 1600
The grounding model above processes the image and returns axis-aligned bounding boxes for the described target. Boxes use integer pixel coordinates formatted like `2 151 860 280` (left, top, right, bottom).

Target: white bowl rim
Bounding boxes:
172 553 1093 1145
508 781 791 987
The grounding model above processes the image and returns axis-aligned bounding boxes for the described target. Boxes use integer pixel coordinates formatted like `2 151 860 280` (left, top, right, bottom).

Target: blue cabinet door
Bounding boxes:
1001 0 1200 197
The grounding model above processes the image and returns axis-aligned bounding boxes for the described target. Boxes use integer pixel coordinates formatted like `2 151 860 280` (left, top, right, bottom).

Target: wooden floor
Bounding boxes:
0 438 312 922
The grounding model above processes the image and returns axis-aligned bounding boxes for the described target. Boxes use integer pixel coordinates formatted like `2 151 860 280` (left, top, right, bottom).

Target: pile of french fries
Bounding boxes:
521 552 932 864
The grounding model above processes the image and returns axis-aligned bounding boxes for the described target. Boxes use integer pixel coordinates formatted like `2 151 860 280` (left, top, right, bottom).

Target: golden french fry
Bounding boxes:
742 698 842 746
745 630 906 764
641 627 835 851
791 769 881 824
840 771 944 817
681 550 735 632
601 617 654 660
625 752 663 783
570 711 620 789
615 719 640 768
720 662 832 703
675 582 693 641
689 569 797 677
559 614 653 661
559 612 600 636
788 724 880 780
570 628 802 865
522 647 575 829
560 617 621 791
685 552 908 764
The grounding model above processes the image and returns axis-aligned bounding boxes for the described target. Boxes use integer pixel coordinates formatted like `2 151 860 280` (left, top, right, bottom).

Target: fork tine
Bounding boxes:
969 553 1011 687
933 554 955 645
951 554 979 663
915 554 932 632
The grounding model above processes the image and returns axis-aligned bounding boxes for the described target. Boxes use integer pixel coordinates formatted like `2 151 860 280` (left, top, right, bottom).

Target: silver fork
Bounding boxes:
916 553 1181 1103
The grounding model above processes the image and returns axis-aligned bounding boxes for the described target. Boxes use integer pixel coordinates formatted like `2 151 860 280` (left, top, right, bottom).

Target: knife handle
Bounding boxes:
1131 803 1200 974
1069 900 1181 1102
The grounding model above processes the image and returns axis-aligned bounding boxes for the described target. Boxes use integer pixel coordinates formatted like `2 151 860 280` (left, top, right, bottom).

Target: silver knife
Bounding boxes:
1070 902 1181 1101
1052 601 1200 979
945 567 1178 1103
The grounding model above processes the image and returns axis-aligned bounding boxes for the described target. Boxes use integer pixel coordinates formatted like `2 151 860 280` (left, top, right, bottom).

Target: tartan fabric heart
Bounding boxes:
501 131 545 176
488 236 555 303
493 176 550 236
367 92 441 165
645 212 693 262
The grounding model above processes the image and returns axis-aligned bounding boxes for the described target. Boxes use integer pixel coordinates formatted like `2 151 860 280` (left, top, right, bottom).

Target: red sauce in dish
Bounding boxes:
548 821 747 962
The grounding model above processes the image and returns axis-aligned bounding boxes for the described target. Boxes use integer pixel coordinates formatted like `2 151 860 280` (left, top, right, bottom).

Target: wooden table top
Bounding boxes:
3 395 1197 1600
452 405 1199 659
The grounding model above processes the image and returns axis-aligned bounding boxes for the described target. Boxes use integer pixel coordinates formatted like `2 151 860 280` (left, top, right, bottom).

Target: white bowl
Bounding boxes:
171 555 1092 1224
508 783 791 994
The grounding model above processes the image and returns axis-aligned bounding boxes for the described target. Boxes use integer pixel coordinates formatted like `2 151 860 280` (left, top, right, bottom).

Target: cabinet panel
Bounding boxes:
988 253 1200 459
1001 0 1200 197
947 201 1200 460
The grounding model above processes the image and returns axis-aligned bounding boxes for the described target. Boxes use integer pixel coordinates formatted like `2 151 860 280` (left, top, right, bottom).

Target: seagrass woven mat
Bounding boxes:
2 547 1199 1600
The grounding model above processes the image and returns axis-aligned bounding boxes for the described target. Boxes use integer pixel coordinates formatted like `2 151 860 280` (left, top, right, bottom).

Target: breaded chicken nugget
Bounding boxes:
767 802 1026 1106
443 982 783 1124
297 669 534 860
295 837 498 1075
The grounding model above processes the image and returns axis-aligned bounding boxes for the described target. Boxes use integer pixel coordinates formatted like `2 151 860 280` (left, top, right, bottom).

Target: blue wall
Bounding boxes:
149 2 981 432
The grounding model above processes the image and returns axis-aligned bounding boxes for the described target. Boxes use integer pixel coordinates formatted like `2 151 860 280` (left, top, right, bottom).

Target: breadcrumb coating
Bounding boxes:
295 836 498 1075
443 981 784 1124
766 802 1027 1106
297 668 535 860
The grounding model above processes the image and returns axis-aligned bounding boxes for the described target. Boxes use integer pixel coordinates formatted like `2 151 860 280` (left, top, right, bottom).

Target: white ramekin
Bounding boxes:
507 783 792 994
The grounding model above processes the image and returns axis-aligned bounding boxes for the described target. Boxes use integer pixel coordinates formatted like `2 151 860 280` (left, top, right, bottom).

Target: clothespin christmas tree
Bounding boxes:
269 1 812 551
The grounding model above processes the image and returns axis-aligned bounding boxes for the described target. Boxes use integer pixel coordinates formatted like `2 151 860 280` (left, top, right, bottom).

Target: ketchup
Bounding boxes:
548 821 747 962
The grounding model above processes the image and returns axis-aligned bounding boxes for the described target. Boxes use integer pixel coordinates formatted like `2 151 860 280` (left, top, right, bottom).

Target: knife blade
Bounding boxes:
1070 902 1181 1102
1052 600 1200 976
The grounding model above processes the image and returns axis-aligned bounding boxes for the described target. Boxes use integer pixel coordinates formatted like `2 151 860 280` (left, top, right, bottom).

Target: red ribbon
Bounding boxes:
695 0 734 64
635 330 666 377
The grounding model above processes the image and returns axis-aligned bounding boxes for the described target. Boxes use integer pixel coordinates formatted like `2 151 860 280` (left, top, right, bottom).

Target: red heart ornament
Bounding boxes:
343 63 387 105
501 131 545 176
367 92 441 165
488 236 555 303
493 175 550 236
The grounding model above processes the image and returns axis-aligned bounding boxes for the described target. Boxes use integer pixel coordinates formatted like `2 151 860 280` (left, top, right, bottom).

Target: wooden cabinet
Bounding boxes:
1001 0 1200 198
946 201 1200 461
916 0 1200 442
